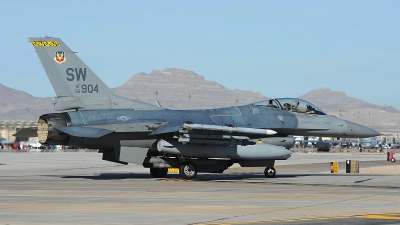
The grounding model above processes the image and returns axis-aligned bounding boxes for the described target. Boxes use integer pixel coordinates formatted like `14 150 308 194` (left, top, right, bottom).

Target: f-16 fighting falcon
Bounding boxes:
27 37 380 179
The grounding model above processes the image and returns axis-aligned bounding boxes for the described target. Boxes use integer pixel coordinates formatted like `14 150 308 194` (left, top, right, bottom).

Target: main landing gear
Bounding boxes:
150 168 168 178
149 161 198 180
264 166 276 178
149 160 276 180
179 161 197 180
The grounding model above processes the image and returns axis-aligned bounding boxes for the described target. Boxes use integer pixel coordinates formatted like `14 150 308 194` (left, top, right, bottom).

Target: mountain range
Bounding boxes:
0 68 399 133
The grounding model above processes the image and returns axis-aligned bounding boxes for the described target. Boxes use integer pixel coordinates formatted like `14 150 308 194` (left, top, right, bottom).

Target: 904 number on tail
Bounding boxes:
75 84 99 93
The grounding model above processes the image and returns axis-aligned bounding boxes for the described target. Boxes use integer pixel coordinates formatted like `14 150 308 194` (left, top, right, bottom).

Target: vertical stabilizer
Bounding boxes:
29 37 113 97
29 37 162 111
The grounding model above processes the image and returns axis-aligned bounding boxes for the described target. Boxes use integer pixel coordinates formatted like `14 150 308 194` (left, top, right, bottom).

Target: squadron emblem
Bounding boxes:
54 51 66 64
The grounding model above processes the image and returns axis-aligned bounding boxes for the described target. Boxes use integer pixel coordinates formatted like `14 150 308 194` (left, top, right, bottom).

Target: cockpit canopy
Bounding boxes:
252 98 326 115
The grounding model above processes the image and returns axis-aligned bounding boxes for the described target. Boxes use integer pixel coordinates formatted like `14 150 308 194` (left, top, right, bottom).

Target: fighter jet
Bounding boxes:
0 137 12 148
27 37 380 179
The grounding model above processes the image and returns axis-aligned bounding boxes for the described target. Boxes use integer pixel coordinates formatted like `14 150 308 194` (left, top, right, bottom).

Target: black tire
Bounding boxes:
264 166 276 178
179 162 197 180
150 168 168 178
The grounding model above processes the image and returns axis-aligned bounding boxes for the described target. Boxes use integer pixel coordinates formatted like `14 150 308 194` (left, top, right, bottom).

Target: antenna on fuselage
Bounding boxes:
155 90 162 108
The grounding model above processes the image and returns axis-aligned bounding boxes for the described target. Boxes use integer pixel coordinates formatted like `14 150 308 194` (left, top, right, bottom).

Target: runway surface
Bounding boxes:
0 152 399 225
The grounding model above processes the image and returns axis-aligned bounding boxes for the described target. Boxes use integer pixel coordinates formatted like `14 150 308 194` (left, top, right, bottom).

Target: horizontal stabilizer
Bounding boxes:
13 128 38 137
55 127 113 138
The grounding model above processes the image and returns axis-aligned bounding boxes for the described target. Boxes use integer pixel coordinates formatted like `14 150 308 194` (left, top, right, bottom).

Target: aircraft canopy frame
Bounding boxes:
252 98 326 115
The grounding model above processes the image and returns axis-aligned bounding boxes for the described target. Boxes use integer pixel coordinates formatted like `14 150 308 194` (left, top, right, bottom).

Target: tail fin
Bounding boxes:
29 37 113 97
29 37 161 111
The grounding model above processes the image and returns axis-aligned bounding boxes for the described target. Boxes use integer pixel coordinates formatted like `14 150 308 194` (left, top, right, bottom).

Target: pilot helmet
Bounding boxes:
291 100 299 108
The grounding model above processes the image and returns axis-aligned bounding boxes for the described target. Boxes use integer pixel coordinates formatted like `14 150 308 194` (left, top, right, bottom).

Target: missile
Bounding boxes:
182 123 277 136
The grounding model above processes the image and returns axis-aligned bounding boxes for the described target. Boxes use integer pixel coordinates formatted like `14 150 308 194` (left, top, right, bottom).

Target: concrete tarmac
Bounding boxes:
0 152 399 225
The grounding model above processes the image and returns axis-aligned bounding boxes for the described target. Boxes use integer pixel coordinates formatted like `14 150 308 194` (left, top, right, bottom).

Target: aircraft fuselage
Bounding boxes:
38 104 378 149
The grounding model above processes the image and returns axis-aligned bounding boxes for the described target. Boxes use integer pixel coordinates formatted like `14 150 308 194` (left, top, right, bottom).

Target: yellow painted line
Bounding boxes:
362 214 400 220
198 213 400 225
159 178 400 190
199 216 352 225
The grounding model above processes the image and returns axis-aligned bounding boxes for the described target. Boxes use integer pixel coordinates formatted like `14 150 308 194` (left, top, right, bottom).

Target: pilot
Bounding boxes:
283 103 291 111
291 100 300 112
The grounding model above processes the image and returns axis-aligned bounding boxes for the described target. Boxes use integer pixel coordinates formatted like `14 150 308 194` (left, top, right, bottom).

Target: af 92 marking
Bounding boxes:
75 84 99 93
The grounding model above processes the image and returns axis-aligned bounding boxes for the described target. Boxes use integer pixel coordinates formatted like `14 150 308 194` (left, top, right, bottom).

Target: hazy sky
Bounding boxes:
1 1 399 109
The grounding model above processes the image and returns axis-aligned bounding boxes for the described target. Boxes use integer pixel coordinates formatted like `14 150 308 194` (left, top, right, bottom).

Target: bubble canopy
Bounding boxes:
252 98 326 115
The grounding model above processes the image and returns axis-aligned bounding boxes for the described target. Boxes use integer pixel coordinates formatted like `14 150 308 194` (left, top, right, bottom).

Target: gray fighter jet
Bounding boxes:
0 137 12 148
27 37 380 179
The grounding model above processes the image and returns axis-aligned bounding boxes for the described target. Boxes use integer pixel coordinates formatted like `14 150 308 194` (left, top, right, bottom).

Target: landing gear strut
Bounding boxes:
264 166 276 178
150 168 168 178
179 161 197 180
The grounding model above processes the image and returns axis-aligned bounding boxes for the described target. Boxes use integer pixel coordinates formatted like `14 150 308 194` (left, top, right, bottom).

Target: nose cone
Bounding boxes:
346 121 380 138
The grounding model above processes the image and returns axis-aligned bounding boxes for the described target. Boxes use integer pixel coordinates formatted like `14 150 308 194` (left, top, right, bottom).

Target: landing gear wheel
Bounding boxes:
179 162 197 180
264 166 276 178
150 168 168 178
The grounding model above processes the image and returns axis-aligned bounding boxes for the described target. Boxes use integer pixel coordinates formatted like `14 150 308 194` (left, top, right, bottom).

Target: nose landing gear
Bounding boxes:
264 166 276 178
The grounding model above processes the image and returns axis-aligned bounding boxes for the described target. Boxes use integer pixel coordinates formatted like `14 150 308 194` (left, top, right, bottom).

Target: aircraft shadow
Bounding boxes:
56 172 375 181
61 173 153 180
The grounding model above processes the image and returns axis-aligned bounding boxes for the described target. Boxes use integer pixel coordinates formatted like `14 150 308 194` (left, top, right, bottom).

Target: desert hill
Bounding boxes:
0 83 54 121
112 68 266 109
